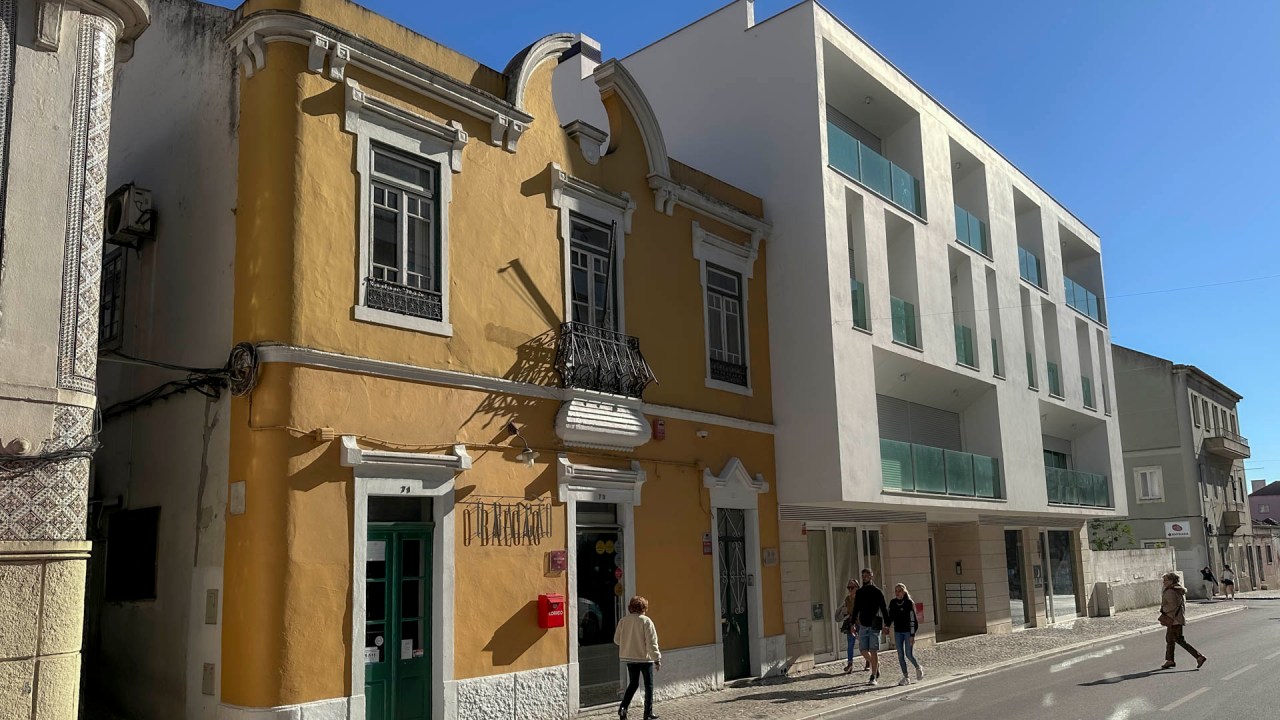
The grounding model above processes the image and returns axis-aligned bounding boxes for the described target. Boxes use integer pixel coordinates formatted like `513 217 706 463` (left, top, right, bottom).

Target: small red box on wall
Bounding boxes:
538 593 566 629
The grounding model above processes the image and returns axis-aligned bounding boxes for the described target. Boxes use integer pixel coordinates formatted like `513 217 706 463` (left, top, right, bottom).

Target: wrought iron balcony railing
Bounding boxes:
710 358 748 387
554 322 656 399
365 277 442 321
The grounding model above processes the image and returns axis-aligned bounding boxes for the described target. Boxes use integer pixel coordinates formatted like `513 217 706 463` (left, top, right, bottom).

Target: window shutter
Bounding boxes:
876 395 910 442
907 402 962 451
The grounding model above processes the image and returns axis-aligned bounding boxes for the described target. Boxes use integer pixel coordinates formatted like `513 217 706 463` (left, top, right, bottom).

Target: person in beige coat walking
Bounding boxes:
1159 572 1207 670
614 596 662 719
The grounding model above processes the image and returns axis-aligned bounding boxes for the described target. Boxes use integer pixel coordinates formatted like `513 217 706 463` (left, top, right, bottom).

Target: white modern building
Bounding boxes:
0 1 149 718
621 0 1125 667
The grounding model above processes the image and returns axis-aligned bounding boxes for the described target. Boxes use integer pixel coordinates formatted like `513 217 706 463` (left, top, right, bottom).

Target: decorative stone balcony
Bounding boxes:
1204 429 1250 460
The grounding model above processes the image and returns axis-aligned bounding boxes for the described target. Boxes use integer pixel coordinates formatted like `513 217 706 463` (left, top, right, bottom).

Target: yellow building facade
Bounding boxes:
207 2 783 718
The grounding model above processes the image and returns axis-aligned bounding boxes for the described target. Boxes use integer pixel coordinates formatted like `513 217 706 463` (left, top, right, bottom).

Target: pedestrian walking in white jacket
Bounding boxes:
614 596 662 719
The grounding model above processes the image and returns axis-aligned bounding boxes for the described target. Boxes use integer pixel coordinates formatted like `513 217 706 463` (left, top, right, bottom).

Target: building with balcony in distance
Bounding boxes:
1111 345 1256 599
0 2 149 719
615 0 1126 667
85 1 783 718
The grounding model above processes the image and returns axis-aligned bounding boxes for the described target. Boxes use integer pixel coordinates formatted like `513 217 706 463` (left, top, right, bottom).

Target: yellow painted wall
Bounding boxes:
227 0 780 706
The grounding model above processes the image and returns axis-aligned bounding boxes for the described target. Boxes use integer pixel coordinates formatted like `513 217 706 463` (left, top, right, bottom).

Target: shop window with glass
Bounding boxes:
706 264 747 386
366 145 442 321
1044 530 1081 621
805 525 884 662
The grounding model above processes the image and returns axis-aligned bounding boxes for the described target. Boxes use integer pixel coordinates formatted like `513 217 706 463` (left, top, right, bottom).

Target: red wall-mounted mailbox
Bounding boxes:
538 593 566 629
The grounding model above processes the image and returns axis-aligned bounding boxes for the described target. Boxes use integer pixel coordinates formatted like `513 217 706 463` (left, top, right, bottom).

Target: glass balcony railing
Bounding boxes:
1046 466 1111 508
1026 352 1038 390
1018 246 1044 289
881 439 1002 499
1047 360 1063 397
991 338 1003 377
827 121 923 217
1082 376 1096 410
954 205 989 256
954 323 977 368
851 278 869 331
1063 275 1103 323
891 296 919 348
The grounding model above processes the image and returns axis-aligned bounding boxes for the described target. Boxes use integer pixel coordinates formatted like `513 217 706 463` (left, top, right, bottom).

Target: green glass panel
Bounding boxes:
1045 467 1063 504
891 296 918 347
1019 247 1043 288
851 279 869 330
945 449 975 496
880 439 914 491
913 445 946 493
1026 352 1038 389
991 338 1002 376
826 121 860 179
954 323 976 367
891 164 919 215
1082 376 1095 409
1047 361 1062 397
955 205 970 246
974 456 999 498
859 143 892 198
969 213 986 255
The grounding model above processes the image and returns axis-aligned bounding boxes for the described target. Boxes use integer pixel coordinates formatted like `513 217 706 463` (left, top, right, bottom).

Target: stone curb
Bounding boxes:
787 603 1247 720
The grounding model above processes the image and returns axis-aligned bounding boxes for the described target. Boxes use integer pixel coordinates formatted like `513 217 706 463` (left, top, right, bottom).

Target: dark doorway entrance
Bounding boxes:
577 502 623 707
718 509 751 680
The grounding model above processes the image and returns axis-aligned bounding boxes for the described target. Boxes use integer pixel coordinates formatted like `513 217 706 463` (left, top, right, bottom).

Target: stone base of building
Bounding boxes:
0 541 90 720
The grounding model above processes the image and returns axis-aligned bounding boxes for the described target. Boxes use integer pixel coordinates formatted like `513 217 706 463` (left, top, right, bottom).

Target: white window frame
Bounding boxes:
1261 504 1270 514
343 79 464 337
1141 540 1168 549
693 221 759 397
550 163 633 333
1134 465 1164 503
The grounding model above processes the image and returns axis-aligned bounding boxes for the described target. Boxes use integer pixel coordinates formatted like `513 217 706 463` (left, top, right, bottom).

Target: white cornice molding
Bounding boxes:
592 60 670 179
557 454 646 505
340 435 472 485
550 162 635 234
562 120 608 166
693 221 759 279
76 0 151 44
343 78 468 172
504 32 577 112
650 175 770 246
227 9 532 151
704 457 769 510
253 343 774 435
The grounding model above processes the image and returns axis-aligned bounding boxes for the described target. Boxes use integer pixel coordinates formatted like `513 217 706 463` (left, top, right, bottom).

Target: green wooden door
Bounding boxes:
718 509 751 680
366 524 433 720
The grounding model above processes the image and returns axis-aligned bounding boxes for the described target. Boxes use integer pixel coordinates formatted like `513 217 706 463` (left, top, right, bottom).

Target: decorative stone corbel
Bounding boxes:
235 31 266 78
308 33 331 74
490 115 510 147
563 120 608 165
34 1 64 52
342 78 366 133
505 120 526 152
446 120 468 173
653 185 677 216
328 43 351 82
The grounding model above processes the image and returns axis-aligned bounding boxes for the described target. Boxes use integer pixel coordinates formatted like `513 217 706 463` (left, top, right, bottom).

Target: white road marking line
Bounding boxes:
1160 687 1209 711
1042 692 1054 707
1049 644 1125 672
1106 698 1155 720
1266 649 1280 661
1221 663 1257 681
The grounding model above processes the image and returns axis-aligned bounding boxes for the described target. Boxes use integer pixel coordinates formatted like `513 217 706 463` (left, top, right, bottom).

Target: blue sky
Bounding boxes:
216 0 1280 483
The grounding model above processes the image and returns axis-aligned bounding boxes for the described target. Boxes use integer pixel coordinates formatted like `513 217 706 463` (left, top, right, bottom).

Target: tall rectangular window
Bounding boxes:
105 507 160 602
706 264 747 386
569 215 617 330
98 249 126 351
366 145 441 321
1192 396 1201 427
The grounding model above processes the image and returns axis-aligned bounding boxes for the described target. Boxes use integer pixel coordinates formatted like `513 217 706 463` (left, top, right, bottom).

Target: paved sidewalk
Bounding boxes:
585 593 1270 720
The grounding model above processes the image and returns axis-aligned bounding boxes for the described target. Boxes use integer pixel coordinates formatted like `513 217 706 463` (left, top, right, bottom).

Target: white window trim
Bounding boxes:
693 221 759 397
344 79 462 337
549 163 634 333
557 455 643 714
704 458 769 682
1134 465 1164 503
1141 540 1169 549
339 436 470 720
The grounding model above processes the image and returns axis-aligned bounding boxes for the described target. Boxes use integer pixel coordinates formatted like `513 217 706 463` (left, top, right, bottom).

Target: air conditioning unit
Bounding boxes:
104 183 154 249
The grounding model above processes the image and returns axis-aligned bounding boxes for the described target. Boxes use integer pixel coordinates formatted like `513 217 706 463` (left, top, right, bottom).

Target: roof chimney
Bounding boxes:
1253 479 1268 494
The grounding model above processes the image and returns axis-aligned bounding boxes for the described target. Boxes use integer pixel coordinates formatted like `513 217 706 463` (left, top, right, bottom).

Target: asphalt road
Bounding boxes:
833 598 1280 720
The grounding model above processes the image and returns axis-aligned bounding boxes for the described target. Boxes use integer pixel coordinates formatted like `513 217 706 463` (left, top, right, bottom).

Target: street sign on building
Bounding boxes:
1165 521 1192 538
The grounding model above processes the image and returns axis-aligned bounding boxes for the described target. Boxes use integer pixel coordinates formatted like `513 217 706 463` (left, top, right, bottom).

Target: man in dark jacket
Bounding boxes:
851 568 890 685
